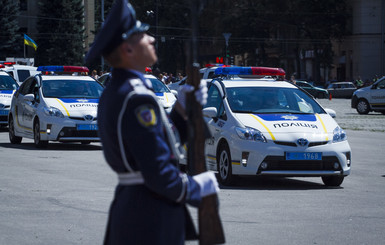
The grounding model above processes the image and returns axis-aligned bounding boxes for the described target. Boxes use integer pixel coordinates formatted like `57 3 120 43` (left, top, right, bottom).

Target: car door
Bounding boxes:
22 78 40 131
203 83 226 167
370 78 385 110
14 78 34 132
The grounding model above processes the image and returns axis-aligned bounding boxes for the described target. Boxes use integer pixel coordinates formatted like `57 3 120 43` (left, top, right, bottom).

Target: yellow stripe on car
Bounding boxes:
315 113 329 141
55 98 70 116
250 114 276 140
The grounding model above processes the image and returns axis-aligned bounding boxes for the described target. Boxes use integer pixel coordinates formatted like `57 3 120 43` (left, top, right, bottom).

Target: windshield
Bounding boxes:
148 77 170 93
226 87 325 114
42 79 104 98
0 75 19 90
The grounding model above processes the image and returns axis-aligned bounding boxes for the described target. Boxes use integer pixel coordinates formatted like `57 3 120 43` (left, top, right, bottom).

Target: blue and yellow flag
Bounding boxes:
24 34 37 51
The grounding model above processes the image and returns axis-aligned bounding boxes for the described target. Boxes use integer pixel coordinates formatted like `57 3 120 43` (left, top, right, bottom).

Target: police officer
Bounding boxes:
85 0 219 244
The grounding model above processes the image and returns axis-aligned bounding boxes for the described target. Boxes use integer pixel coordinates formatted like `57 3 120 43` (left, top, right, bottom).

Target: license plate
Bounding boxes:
0 110 9 115
286 152 322 160
77 124 98 131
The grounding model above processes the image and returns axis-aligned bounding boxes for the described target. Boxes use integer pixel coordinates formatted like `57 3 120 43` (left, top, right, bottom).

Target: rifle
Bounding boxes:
185 0 225 244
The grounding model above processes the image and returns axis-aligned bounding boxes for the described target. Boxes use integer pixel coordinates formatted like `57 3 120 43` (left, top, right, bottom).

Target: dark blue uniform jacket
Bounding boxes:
98 68 202 245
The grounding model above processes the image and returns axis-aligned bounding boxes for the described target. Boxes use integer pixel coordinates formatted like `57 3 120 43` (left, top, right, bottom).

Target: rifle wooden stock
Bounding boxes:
186 62 225 245
186 1 225 243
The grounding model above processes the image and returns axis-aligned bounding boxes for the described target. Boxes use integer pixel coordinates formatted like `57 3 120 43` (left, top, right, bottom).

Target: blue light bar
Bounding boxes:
215 66 286 76
37 66 89 73
37 66 64 72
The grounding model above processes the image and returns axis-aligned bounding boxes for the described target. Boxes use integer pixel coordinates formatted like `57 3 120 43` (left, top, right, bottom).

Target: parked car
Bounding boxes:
0 63 40 84
8 66 103 148
181 66 351 186
327 82 357 98
295 80 329 98
0 71 19 127
351 76 385 114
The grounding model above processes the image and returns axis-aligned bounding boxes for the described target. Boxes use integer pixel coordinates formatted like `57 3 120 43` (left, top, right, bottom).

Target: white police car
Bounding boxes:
202 67 351 186
0 71 19 127
98 73 177 112
8 66 104 148
351 76 385 114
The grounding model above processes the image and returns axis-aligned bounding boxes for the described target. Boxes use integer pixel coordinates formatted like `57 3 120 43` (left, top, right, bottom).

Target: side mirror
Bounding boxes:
202 107 218 118
171 90 178 97
24 94 35 102
324 108 336 118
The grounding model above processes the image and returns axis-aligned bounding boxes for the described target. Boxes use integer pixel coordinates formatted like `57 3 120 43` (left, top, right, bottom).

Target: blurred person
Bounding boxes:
85 0 219 244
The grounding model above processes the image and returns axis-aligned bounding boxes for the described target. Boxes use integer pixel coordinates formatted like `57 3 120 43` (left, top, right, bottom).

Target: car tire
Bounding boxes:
34 120 48 148
356 99 370 114
321 176 344 186
217 143 235 185
8 116 22 144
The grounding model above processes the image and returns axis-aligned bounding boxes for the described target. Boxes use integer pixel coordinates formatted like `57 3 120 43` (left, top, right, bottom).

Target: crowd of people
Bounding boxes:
156 72 184 85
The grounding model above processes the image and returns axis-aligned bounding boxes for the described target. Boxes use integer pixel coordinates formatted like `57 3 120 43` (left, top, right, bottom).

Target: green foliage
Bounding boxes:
36 0 85 66
0 0 21 59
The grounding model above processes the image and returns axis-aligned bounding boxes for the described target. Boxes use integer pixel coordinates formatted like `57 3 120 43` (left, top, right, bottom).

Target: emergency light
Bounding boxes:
145 67 152 73
204 63 231 68
215 66 285 76
37 66 89 73
2 62 16 66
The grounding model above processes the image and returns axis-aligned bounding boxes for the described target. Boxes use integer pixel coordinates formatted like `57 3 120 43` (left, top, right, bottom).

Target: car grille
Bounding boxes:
58 127 99 138
274 141 328 147
258 156 340 172
68 116 97 121
0 115 8 122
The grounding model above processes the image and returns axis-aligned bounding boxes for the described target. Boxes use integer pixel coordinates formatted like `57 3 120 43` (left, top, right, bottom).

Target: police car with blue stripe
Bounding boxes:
0 71 19 126
202 66 351 186
8 66 104 148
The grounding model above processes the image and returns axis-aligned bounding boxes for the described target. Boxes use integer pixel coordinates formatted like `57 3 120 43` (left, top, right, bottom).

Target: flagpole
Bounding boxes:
24 43 26 58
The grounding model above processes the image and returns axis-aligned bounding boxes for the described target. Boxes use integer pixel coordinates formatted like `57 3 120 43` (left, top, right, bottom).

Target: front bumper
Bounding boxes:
39 117 99 142
0 109 9 125
229 138 351 177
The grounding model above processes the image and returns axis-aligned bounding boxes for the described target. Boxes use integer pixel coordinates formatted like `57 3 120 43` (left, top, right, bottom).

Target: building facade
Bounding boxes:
15 0 385 83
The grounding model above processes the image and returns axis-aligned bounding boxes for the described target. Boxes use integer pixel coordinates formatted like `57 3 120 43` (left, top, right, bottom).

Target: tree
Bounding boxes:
36 0 85 66
0 0 21 59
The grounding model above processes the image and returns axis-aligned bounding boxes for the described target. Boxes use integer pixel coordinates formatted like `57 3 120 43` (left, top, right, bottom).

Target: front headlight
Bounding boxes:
235 126 267 143
43 106 64 118
333 126 347 142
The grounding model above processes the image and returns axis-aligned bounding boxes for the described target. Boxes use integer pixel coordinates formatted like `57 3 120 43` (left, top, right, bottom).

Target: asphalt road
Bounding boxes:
1 98 385 245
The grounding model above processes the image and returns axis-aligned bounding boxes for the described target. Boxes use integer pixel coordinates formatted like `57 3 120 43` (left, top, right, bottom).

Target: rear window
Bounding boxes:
17 70 31 83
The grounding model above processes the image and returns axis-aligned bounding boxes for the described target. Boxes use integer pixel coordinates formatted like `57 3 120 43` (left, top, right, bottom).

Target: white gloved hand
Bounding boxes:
194 79 208 106
192 171 220 198
178 79 208 109
177 84 194 110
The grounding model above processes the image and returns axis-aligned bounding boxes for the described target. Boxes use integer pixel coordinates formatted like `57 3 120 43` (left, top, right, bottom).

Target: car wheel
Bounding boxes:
321 176 344 186
8 116 22 144
217 143 235 185
34 120 48 148
356 99 370 114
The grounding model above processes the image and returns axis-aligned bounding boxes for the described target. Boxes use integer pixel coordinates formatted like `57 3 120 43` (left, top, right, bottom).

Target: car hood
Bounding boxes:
354 85 370 95
0 90 16 106
45 98 98 118
155 92 177 109
234 113 338 141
